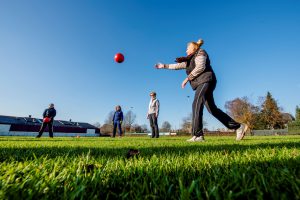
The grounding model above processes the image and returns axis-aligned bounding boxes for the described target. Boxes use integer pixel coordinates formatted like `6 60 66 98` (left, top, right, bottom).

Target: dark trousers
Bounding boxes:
192 81 241 137
113 121 123 137
149 113 159 138
37 121 54 137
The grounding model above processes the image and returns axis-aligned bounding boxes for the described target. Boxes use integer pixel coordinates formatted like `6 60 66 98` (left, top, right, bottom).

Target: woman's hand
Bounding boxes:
181 78 189 89
155 63 164 69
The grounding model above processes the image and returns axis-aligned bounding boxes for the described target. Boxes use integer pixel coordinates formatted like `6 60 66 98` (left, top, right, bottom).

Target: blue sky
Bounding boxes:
0 0 299 130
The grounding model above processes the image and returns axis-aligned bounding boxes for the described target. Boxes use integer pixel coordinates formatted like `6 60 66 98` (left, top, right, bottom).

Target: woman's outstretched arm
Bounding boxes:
155 62 187 70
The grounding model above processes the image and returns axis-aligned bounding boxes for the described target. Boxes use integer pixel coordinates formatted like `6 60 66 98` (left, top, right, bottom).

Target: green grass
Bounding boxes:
0 136 299 200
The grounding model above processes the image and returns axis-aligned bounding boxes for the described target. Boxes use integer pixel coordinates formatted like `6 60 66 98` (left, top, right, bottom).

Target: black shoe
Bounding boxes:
36 136 41 138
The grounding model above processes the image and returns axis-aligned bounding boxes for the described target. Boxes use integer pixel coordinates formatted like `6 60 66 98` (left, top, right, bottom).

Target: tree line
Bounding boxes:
225 91 296 130
94 91 298 134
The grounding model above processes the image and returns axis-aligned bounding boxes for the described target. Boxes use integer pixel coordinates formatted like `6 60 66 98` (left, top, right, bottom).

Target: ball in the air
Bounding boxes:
114 53 124 63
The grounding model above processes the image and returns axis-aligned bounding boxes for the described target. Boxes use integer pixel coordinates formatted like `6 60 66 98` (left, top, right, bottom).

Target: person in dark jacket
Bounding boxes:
155 39 248 142
36 103 56 138
112 105 123 138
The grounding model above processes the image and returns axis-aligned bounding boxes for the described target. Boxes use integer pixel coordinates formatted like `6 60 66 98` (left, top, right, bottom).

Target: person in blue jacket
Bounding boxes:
112 105 123 138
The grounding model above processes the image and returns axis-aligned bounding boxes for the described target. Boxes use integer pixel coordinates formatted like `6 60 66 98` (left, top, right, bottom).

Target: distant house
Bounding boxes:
282 113 295 127
282 113 295 122
0 115 101 137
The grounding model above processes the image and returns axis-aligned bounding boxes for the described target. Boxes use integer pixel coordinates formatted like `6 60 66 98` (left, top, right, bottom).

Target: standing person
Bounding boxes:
36 103 56 138
112 105 123 138
155 38 248 142
147 92 160 138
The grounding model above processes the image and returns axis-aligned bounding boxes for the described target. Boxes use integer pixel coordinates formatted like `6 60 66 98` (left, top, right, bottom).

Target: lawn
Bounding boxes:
0 136 299 200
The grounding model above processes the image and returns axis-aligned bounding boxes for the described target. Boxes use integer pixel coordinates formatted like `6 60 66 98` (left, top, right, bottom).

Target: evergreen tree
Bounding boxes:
260 92 284 129
296 106 300 121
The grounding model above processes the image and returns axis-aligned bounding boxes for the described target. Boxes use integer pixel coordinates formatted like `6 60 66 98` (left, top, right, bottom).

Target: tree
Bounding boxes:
131 124 142 133
225 96 259 130
260 92 284 129
92 122 101 128
100 124 113 134
104 111 115 124
288 106 300 133
296 106 300 121
161 121 172 132
181 113 192 133
180 113 207 133
100 111 115 134
124 110 136 132
140 124 148 133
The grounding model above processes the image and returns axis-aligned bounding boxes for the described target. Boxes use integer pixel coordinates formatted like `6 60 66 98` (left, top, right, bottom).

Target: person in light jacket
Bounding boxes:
155 38 248 142
147 91 160 138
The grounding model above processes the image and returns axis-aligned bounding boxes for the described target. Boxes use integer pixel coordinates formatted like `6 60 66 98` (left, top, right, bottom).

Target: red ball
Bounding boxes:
114 53 124 63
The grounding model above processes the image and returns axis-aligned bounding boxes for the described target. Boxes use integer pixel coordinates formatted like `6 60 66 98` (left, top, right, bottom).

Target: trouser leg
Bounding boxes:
192 83 209 137
149 114 155 138
113 123 117 137
37 122 47 137
117 122 122 136
205 81 240 130
48 121 54 137
152 114 159 138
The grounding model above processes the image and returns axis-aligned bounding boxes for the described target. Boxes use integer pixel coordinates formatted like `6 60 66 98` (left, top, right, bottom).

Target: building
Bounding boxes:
0 115 101 137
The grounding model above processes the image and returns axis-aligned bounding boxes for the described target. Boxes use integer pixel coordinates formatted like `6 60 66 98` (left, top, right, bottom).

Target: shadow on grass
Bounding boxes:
0 137 102 142
0 141 299 161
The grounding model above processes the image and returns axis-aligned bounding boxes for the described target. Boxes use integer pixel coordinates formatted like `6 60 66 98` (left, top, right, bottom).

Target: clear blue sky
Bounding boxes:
0 0 299 130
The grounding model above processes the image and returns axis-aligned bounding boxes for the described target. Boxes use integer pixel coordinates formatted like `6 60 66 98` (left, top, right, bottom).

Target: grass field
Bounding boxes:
0 135 299 200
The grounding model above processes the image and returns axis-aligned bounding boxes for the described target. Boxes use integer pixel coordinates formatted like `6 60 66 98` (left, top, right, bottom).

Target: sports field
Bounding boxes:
0 136 299 199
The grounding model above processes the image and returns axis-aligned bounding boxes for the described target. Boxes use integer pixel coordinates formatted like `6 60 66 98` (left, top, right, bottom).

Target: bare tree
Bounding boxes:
100 111 115 135
92 122 101 128
104 111 115 124
225 96 258 130
161 121 172 132
140 124 148 132
131 124 143 133
181 113 192 133
100 124 113 134
181 113 207 133
124 110 136 132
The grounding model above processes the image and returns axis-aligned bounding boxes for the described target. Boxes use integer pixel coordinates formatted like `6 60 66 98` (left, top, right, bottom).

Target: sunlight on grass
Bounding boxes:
0 136 299 199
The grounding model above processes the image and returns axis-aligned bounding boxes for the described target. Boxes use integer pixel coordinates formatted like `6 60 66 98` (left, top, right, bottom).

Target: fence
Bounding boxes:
251 129 289 136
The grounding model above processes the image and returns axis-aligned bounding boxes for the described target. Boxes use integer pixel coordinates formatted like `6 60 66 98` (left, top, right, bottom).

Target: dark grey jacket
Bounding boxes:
185 49 216 90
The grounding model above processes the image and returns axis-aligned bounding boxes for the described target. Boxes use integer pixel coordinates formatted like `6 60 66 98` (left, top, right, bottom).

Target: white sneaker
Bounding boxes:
187 136 197 142
236 124 248 141
194 136 205 142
